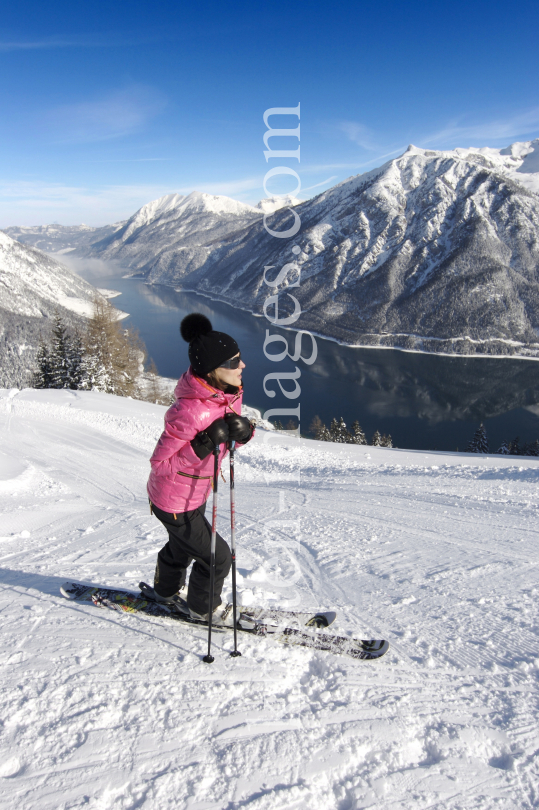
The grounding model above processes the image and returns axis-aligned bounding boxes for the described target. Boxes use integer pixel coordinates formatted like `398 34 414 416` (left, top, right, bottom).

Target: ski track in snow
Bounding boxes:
1 388 539 809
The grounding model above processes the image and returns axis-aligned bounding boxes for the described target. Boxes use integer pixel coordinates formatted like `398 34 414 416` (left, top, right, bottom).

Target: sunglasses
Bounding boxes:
219 353 242 369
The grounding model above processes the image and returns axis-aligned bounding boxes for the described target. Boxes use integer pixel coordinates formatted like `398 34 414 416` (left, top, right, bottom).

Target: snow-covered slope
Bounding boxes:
1 387 538 809
0 230 101 318
89 191 262 272
0 231 107 386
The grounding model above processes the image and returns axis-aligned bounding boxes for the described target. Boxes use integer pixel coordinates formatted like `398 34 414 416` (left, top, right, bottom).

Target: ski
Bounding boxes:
138 581 338 629
60 581 388 661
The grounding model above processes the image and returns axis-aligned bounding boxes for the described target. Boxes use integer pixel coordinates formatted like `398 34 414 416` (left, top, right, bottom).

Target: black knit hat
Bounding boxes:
180 313 239 376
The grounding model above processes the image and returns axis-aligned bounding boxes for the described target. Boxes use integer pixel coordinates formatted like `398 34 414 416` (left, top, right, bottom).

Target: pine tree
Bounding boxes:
350 420 367 445
525 439 539 457
380 433 393 448
371 430 382 447
338 417 352 443
317 425 332 441
67 331 84 390
33 339 53 388
509 437 521 456
32 316 83 390
497 439 510 455
49 314 83 389
329 418 340 442
466 423 489 453
329 416 351 443
273 420 284 430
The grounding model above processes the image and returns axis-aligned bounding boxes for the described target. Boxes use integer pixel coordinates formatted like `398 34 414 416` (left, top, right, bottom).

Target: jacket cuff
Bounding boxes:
190 431 215 460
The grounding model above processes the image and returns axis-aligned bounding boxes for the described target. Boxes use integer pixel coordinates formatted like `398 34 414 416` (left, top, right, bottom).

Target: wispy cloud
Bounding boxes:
422 106 539 147
0 39 83 51
0 33 157 51
339 121 378 151
44 84 166 143
43 85 167 143
298 176 339 194
90 158 171 163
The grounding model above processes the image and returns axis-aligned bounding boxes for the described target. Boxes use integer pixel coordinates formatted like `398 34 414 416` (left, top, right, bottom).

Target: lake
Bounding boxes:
96 275 539 452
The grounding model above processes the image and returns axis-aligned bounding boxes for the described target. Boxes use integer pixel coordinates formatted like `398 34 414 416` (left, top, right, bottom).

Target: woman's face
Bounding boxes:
211 353 246 390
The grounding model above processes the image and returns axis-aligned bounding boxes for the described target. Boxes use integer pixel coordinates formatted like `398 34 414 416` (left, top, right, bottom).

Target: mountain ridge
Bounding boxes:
5 138 539 358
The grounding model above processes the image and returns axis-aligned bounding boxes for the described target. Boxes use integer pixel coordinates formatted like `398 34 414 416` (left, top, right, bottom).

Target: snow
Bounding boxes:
126 192 259 238
0 230 102 319
1 388 539 809
256 196 302 214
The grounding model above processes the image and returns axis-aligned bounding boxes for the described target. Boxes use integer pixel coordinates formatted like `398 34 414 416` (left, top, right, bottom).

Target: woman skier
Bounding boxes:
146 313 254 626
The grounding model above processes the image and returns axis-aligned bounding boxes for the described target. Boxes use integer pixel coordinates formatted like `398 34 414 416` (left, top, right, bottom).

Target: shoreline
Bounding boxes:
127 278 539 363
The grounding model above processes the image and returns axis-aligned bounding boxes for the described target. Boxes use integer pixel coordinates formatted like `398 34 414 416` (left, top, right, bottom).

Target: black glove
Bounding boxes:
224 413 254 444
191 418 230 460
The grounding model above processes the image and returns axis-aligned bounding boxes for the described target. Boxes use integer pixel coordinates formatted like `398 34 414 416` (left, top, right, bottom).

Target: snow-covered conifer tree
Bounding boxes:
33 316 83 390
371 430 382 447
351 420 367 445
49 314 84 389
466 423 489 453
380 434 393 448
497 439 510 455
67 331 84 390
509 437 521 456
329 417 351 443
338 417 352 443
33 339 53 388
318 425 332 441
525 439 539 457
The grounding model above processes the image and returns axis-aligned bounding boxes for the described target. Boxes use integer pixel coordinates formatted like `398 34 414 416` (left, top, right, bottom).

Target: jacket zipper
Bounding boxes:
176 470 211 480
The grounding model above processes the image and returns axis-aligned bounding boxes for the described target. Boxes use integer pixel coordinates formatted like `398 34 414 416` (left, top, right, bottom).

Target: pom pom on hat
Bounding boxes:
180 313 212 342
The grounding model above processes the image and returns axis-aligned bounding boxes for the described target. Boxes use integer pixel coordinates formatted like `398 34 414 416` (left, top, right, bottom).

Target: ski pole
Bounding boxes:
229 440 241 658
203 445 220 664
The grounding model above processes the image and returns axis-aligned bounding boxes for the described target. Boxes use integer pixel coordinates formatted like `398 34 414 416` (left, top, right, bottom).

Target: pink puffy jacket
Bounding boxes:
147 368 246 514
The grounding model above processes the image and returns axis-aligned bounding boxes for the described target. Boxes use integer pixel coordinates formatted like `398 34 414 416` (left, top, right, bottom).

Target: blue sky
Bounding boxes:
1 0 538 226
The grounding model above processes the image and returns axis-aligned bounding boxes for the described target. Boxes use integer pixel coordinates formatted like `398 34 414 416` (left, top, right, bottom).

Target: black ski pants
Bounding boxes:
151 501 231 615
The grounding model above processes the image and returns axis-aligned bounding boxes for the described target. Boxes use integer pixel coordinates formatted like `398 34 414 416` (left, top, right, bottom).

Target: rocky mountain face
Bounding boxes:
7 139 539 358
0 231 105 386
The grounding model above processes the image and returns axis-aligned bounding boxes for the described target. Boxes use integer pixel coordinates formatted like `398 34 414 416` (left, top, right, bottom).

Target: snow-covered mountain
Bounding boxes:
88 191 263 272
7 139 539 357
0 231 106 386
81 139 539 357
4 221 123 255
